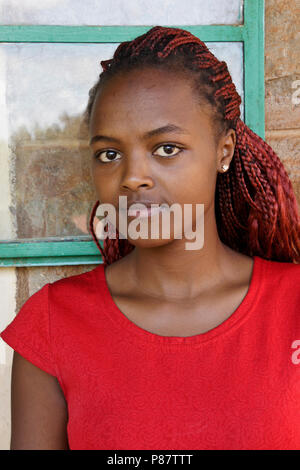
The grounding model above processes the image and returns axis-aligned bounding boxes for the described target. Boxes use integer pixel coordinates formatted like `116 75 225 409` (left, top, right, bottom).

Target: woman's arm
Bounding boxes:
10 351 69 450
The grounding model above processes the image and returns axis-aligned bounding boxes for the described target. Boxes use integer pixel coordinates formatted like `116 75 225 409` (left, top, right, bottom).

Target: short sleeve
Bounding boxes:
0 283 57 377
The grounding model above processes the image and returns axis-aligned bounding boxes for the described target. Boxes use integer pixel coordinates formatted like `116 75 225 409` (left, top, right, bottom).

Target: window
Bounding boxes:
0 0 264 266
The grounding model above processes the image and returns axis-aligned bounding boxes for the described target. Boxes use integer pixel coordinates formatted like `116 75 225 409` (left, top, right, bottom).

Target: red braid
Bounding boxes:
87 26 300 265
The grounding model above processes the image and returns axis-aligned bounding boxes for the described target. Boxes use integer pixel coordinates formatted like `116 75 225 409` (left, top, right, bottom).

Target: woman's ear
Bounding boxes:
217 128 236 173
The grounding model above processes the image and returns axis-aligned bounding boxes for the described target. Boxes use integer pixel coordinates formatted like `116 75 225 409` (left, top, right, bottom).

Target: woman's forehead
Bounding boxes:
90 71 212 131
97 72 192 103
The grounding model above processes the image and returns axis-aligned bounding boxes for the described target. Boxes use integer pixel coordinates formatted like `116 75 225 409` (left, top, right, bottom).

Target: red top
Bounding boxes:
1 255 300 450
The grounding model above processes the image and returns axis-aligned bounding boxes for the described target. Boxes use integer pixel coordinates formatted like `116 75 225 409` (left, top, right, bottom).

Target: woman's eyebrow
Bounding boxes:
89 123 190 145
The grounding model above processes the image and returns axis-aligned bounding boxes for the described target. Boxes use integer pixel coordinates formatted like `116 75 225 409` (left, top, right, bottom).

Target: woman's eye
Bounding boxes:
154 144 182 158
94 150 121 163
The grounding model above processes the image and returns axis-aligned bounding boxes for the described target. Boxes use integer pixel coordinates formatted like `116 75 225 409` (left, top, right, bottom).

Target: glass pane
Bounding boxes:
0 0 243 26
0 41 243 241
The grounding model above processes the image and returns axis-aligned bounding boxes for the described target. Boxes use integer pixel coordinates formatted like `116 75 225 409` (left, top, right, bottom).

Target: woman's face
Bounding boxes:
89 66 235 248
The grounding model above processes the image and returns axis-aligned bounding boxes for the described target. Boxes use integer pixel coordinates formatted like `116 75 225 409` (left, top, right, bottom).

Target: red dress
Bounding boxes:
1 255 300 450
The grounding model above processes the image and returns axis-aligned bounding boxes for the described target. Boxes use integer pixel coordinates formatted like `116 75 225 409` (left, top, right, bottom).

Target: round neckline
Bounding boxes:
96 255 264 349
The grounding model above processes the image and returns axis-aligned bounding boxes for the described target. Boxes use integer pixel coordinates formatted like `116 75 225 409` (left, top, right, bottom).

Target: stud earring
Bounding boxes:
221 164 229 172
221 149 229 172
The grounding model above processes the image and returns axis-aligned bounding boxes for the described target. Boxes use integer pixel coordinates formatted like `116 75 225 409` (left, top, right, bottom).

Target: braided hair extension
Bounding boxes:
85 26 300 266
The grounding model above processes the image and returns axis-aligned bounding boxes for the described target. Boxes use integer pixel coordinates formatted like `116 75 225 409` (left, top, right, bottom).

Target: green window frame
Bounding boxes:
0 0 264 267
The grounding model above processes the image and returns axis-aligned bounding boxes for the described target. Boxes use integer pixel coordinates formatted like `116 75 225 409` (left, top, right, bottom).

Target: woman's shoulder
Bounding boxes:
259 256 300 277
42 265 108 310
257 255 300 295
48 264 105 291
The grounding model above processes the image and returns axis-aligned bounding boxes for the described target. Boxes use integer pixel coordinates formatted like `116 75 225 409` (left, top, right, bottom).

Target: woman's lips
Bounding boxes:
120 205 169 218
128 206 162 218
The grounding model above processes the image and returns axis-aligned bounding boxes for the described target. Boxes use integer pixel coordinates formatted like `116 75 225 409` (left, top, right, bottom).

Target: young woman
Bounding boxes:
1 26 300 450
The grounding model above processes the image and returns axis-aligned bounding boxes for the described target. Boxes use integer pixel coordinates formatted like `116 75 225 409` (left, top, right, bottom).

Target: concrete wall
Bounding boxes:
0 0 299 449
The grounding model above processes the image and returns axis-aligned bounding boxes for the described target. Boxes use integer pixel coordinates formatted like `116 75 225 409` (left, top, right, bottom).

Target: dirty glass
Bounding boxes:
0 0 244 26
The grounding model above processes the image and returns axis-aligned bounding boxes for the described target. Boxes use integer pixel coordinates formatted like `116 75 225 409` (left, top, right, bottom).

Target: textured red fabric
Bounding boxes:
1 255 300 450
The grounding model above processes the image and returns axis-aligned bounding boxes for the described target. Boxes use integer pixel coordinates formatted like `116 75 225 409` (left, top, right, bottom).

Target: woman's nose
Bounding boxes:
120 157 155 192
121 177 153 192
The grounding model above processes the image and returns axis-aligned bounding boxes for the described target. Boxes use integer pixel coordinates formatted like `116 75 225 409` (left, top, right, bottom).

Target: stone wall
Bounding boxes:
265 0 300 201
